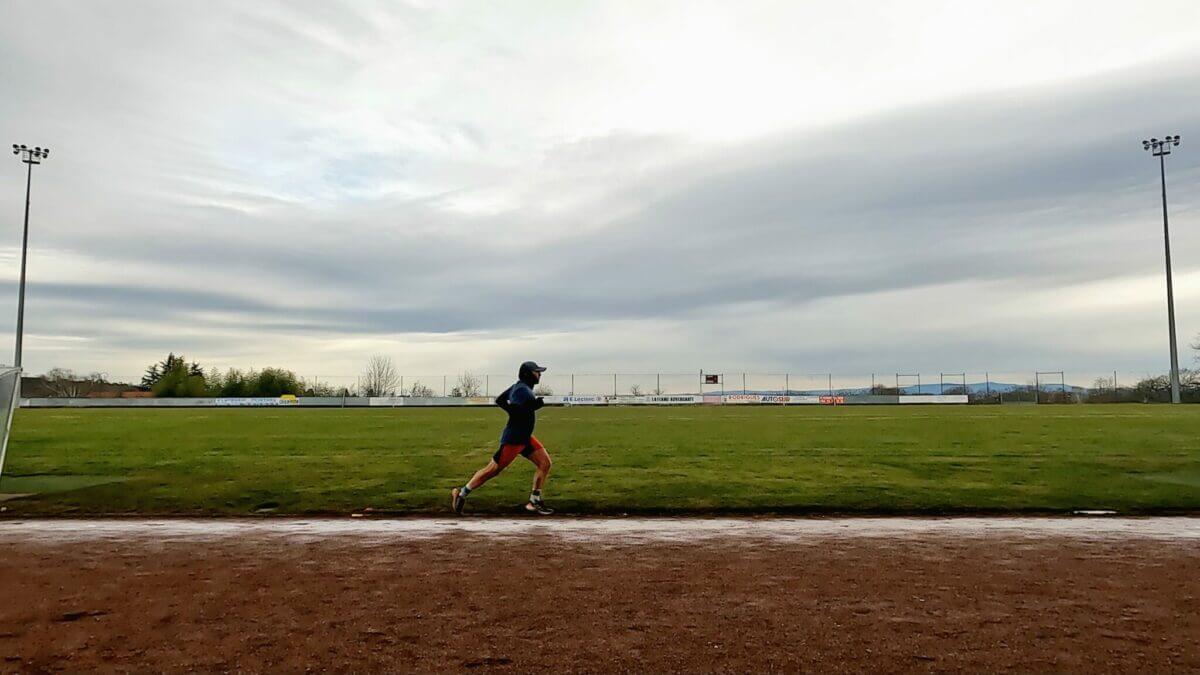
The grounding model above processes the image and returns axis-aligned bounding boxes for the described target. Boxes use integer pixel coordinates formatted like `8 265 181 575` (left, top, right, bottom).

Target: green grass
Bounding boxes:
1 405 1198 515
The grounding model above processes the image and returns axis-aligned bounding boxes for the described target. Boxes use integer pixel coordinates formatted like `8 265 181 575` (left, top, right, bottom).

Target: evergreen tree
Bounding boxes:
143 353 208 397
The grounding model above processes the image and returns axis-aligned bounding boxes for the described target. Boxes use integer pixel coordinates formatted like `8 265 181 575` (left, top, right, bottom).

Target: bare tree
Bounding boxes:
1183 368 1200 390
629 384 643 396
407 380 435 397
533 383 554 396
450 371 483 397
43 368 107 398
301 378 339 396
1134 375 1170 402
360 355 399 397
44 368 83 397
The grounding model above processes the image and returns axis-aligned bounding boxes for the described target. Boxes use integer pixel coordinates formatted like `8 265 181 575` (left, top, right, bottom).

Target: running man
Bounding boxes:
452 361 554 515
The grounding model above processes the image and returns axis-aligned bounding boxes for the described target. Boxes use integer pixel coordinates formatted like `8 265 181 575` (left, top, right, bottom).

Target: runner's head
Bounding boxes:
519 361 546 385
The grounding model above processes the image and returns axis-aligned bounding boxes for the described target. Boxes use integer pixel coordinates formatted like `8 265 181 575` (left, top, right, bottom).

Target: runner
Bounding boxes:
452 361 553 515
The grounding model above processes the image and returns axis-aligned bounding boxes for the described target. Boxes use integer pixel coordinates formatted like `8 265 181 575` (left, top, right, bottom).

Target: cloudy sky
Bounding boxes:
2 0 1200 387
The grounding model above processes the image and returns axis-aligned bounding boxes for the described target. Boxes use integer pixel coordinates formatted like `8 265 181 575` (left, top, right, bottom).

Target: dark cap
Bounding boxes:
520 361 547 373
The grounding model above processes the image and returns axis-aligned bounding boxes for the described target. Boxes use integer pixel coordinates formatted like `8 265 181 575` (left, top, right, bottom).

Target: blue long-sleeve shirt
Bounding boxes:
496 381 543 444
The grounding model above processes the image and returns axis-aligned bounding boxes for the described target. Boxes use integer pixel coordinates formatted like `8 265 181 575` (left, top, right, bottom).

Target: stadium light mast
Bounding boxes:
10 144 49 371
1142 135 1182 404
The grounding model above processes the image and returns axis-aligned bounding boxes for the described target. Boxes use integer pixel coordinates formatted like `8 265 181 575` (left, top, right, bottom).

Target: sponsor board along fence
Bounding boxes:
22 393 969 408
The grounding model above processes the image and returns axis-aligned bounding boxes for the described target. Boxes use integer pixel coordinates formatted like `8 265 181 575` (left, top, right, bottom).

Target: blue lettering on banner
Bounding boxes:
215 398 283 407
562 396 608 405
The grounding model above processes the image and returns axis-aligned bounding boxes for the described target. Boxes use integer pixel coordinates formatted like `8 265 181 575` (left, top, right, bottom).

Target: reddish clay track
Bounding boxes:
0 519 1197 673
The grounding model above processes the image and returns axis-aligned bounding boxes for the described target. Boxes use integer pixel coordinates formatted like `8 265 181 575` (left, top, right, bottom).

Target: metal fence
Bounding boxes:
95 369 1200 403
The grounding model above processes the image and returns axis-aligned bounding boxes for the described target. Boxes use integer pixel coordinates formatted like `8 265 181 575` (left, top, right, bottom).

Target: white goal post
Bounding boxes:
0 368 22 482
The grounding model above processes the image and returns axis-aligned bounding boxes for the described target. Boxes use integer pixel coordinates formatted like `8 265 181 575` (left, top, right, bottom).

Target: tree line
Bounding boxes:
136 353 495 398
35 354 503 399
140 353 309 397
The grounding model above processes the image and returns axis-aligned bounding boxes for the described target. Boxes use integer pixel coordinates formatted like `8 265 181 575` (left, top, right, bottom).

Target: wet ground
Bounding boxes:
5 515 1200 544
1 517 1198 673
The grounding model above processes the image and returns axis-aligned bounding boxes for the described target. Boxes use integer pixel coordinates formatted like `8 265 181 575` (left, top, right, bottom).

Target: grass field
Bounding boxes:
1 405 1198 515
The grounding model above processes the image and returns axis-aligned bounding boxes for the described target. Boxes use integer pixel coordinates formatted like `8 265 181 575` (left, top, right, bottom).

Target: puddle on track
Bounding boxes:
1 517 1199 545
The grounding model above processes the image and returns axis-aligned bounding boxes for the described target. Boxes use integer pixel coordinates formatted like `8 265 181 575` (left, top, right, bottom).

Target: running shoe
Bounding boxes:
524 500 554 515
451 487 466 515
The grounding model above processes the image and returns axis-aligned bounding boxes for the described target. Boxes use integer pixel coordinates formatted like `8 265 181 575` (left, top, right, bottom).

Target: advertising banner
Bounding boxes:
368 396 496 406
610 395 705 405
723 394 822 404
557 395 609 405
215 397 296 407
645 395 703 404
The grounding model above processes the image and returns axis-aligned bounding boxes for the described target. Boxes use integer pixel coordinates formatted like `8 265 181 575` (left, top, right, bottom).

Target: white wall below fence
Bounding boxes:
21 394 969 408
898 395 970 404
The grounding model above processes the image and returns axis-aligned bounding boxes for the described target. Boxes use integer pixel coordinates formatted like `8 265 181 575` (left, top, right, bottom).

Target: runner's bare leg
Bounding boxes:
466 461 502 490
526 446 552 492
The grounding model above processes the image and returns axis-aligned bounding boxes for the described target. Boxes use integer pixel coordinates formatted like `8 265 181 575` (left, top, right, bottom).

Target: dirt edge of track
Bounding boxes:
1 522 1197 673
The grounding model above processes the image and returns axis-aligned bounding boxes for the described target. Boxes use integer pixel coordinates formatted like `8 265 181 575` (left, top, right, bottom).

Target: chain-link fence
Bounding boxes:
88 368 1200 403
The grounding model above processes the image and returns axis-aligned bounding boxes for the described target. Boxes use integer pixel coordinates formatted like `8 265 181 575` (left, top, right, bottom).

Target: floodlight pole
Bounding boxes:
9 145 49 406
15 159 33 369
1143 136 1182 403
11 145 49 371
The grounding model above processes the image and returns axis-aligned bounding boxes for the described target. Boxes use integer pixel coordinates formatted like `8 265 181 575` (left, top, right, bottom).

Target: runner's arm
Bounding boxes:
494 387 513 412
506 385 543 411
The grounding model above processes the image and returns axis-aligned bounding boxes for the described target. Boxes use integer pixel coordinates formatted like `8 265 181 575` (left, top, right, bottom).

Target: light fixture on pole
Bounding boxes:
1142 134 1182 404
11 143 50 370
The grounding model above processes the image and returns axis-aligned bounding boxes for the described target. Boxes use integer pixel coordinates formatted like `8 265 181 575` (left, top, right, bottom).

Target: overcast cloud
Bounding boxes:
2 0 1199 385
